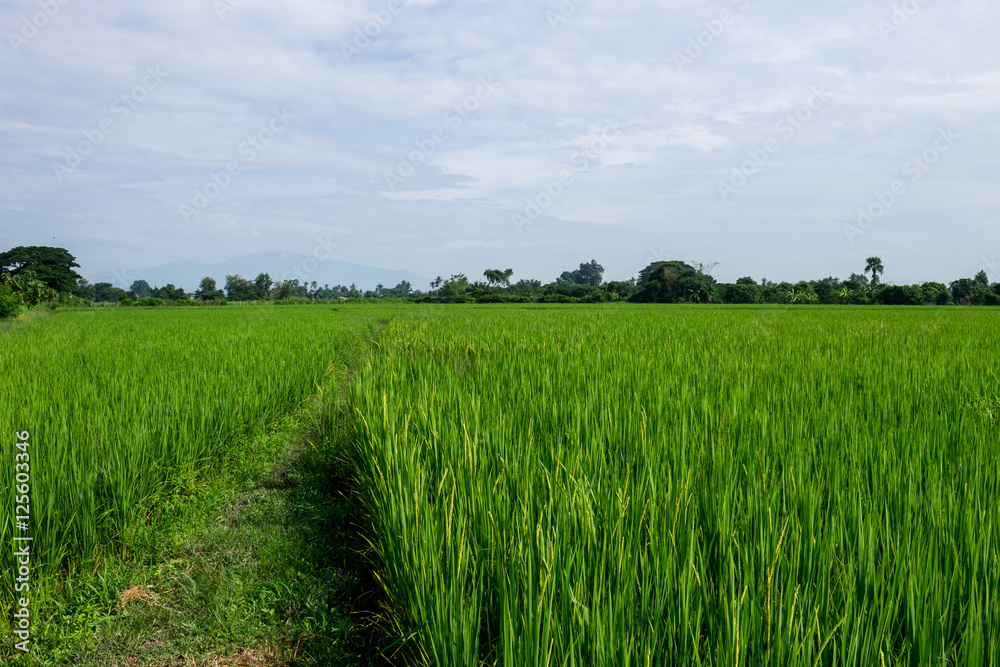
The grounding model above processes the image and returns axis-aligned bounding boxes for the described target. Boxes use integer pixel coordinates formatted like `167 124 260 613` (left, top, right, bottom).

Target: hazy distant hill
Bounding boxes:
88 251 431 292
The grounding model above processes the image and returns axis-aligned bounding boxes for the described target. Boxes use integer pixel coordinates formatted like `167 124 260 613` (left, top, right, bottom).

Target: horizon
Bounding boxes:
2 1 999 286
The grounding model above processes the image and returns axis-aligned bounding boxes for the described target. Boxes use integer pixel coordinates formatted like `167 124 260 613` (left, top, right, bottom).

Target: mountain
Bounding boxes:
88 251 431 292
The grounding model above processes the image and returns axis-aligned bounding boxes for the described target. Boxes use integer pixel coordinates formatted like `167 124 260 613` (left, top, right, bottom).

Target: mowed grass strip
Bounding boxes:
349 305 1000 665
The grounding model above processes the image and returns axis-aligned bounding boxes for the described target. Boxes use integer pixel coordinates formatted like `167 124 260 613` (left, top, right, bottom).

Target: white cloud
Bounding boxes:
1 0 998 283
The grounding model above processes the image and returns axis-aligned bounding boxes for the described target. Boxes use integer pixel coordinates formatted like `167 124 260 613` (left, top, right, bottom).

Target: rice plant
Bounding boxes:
0 306 377 611
349 305 1000 665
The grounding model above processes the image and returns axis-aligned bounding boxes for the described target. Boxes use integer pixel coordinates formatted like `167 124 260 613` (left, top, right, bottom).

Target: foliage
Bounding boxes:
557 260 604 287
151 283 188 300
129 279 152 298
436 274 470 302
921 282 951 305
720 282 762 304
3 270 58 306
864 256 884 285
483 268 514 287
74 278 97 301
0 246 83 293
0 283 20 319
92 282 133 303
220 274 254 301
195 276 225 301
630 260 718 303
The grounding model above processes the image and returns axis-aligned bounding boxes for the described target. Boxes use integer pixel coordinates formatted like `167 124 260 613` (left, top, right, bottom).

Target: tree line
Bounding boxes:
2 246 999 318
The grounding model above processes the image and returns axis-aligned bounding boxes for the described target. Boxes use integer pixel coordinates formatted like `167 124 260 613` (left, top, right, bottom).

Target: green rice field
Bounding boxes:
349 306 1000 665
3 305 999 665
0 306 379 586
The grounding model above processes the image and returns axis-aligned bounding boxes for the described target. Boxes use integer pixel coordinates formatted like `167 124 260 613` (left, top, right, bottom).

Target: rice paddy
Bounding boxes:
0 306 378 591
3 304 999 665
349 305 1000 665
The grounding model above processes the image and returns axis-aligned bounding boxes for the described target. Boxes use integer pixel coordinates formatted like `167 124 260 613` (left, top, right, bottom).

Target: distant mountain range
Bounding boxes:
88 251 431 292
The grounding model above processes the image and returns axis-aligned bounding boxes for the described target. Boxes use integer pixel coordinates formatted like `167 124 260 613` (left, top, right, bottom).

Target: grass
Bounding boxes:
4 303 999 665
6 365 391 665
1 305 391 665
348 305 1000 665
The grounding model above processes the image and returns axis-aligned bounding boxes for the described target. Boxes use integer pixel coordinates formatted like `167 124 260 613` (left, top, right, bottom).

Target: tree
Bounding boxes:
948 278 976 305
224 275 255 301
3 270 57 306
877 284 923 306
152 284 187 300
129 280 152 298
735 276 757 285
430 276 444 290
844 273 869 290
631 261 717 303
604 280 639 300
484 268 514 287
974 270 990 286
512 279 543 298
93 282 128 303
0 246 83 293
789 281 819 305
438 274 469 301
864 257 884 285
0 281 20 319
558 260 605 287
253 273 273 300
74 277 97 301
390 280 413 297
195 276 224 301
921 282 950 305
722 283 762 304
271 280 296 300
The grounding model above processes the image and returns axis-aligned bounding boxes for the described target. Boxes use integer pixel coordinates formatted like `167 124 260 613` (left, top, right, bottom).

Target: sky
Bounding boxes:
1 0 999 288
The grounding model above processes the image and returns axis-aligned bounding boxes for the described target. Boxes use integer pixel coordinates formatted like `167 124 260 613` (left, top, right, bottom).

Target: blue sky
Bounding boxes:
2 0 999 288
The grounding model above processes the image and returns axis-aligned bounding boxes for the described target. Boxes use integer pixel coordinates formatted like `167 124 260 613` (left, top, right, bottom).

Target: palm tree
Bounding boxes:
864 256 884 285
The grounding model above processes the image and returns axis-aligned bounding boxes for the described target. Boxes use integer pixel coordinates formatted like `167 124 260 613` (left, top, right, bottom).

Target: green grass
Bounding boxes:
3 357 390 665
0 305 386 661
348 305 1000 665
4 303 999 665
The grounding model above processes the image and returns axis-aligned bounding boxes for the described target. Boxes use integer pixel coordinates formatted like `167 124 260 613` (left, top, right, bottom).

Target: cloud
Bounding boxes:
0 0 998 284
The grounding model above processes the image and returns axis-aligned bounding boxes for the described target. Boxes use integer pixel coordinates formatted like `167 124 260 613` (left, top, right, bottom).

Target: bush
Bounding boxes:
877 284 923 306
0 289 21 320
721 283 763 304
